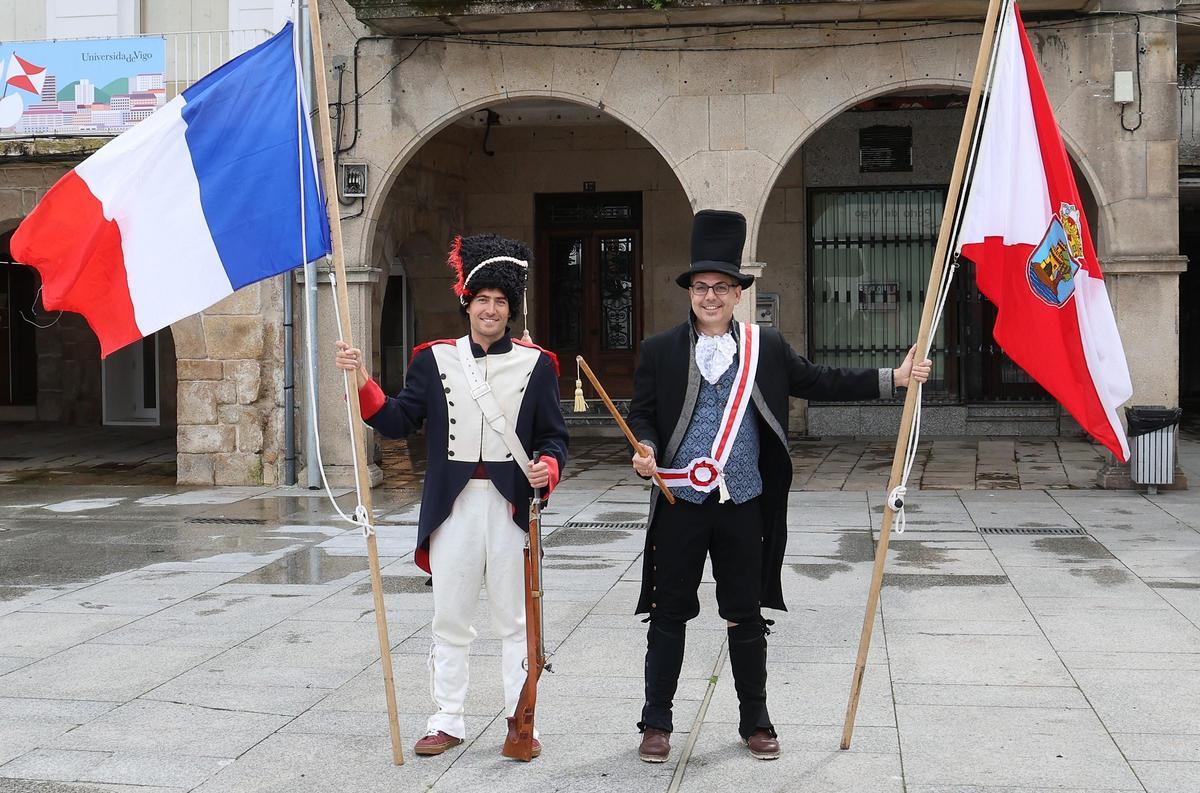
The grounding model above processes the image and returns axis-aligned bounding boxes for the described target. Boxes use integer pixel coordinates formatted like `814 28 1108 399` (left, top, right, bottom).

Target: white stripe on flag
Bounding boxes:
76 95 233 337
1074 271 1133 459
957 4 1051 250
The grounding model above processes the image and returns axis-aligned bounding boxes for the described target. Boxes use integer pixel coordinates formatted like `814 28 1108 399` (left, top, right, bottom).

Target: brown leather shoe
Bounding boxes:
744 729 780 760
414 730 463 756
639 727 671 763
504 716 542 758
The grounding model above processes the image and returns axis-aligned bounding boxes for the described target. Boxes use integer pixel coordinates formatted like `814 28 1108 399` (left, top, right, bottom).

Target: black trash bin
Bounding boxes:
1125 405 1182 492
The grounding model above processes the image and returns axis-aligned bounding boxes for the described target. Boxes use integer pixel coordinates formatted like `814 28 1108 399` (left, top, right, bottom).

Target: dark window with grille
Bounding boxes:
859 125 913 173
808 188 950 400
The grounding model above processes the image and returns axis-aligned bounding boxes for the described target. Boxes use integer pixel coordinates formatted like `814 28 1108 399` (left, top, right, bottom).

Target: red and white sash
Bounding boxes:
657 321 760 503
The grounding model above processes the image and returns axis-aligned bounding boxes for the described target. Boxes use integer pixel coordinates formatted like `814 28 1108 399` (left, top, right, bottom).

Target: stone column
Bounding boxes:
734 262 766 323
296 266 384 488
1097 254 1189 489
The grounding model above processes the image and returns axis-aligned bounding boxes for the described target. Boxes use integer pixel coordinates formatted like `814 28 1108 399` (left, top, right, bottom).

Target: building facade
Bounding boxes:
0 0 1189 486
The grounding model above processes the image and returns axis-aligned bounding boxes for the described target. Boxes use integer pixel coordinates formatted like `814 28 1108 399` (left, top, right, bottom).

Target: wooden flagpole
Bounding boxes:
839 0 1007 750
306 0 405 766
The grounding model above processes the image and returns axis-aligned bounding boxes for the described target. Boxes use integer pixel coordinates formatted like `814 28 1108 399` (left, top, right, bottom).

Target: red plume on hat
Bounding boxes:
447 235 469 299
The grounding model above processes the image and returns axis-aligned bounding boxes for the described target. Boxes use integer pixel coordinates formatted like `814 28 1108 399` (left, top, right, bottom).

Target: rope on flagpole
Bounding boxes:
884 0 1013 535
291 9 373 538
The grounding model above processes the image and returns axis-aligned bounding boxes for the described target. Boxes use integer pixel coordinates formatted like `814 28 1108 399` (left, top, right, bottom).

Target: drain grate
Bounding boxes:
186 517 268 525
978 526 1087 536
564 521 646 530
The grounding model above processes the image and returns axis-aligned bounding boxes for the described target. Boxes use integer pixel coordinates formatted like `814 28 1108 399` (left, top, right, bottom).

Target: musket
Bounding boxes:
502 451 549 761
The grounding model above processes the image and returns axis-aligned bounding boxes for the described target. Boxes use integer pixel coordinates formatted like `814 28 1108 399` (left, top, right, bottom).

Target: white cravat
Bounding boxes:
695 332 737 385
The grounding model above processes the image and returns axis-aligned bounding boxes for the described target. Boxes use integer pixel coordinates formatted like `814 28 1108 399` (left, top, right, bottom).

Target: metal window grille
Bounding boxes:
807 187 951 400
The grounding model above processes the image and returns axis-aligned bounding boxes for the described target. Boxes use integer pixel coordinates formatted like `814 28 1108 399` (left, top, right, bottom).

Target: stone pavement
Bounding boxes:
0 436 1198 793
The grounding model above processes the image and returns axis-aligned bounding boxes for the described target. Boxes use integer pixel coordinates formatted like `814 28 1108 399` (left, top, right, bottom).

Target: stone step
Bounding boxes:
965 401 1058 420
562 399 630 437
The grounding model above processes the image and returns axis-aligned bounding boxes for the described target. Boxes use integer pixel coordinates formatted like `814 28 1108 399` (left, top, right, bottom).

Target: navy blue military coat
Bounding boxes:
359 331 569 572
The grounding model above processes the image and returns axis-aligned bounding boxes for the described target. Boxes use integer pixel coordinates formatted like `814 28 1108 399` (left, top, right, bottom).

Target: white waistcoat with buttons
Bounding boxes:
431 339 541 463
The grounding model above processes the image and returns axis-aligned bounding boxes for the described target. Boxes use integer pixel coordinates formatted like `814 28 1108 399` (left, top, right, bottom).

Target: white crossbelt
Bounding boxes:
454 336 533 483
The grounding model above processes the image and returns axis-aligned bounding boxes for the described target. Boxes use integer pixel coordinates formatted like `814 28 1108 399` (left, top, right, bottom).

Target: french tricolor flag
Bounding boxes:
11 23 330 358
957 3 1133 461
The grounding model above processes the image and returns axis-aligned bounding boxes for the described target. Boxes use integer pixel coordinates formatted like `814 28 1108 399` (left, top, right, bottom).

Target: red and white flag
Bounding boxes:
5 54 46 96
957 3 1132 461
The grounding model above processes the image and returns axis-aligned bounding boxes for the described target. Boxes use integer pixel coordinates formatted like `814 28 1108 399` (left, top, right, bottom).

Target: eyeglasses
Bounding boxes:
689 282 736 297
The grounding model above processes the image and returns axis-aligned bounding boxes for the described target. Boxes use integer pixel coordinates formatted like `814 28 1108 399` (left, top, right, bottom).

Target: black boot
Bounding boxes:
727 619 775 740
639 618 686 733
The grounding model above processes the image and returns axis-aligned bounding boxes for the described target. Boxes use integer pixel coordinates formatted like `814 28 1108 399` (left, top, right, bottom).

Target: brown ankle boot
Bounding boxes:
639 727 671 763
744 728 780 760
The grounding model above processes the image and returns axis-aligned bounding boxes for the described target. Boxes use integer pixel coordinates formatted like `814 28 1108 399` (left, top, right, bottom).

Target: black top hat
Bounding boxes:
676 209 753 288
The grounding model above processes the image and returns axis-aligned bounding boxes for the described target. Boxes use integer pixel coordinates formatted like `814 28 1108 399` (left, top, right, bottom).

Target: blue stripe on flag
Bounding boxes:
180 23 331 290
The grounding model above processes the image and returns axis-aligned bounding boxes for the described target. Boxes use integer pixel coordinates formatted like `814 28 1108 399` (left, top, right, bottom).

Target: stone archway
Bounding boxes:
363 97 694 400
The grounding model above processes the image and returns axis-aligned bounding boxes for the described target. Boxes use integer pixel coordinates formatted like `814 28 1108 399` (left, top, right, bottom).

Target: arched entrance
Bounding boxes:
368 98 692 400
755 88 1106 435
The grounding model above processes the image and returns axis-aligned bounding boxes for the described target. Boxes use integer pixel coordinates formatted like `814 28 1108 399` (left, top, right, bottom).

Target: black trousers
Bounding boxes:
640 494 774 739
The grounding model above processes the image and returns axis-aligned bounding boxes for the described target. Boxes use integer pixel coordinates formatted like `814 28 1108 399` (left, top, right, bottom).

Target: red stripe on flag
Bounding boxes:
962 238 1126 459
11 171 141 358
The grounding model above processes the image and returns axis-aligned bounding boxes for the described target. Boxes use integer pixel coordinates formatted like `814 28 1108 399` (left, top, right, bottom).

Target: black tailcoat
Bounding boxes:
627 320 888 613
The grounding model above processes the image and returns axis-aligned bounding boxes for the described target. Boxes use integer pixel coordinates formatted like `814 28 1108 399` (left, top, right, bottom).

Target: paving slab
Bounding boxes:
679 736 903 792
48 700 291 758
0 644 218 701
896 704 1143 789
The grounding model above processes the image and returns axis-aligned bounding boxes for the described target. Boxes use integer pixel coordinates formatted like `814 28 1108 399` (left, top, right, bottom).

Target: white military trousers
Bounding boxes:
426 479 528 739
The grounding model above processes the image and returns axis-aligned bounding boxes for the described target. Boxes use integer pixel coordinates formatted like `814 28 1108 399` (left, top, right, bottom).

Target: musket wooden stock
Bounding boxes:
576 356 676 505
502 454 547 761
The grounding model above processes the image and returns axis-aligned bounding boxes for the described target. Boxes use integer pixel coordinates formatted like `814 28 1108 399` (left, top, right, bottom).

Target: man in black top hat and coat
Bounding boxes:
627 210 931 762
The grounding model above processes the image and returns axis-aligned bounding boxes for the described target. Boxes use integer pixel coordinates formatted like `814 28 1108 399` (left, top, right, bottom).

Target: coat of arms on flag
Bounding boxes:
1027 203 1082 307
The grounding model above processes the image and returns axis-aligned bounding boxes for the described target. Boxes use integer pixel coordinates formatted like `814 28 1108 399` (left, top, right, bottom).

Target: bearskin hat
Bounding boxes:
447 233 531 317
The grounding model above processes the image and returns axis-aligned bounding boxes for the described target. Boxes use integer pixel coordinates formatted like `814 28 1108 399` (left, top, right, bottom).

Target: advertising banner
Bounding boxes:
0 36 166 137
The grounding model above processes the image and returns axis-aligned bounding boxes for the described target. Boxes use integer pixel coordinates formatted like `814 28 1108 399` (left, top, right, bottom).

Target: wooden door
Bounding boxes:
537 193 642 398
541 229 641 398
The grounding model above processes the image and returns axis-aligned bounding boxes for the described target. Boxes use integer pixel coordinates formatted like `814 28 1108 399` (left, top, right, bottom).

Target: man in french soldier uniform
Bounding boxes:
627 210 931 762
336 234 568 758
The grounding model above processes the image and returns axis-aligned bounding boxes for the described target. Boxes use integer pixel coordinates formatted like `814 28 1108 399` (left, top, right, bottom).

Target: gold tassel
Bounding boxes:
521 328 532 343
717 474 731 504
573 360 588 413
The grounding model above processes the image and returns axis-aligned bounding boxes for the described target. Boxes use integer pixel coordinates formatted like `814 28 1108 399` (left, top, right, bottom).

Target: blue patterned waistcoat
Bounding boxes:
668 352 762 505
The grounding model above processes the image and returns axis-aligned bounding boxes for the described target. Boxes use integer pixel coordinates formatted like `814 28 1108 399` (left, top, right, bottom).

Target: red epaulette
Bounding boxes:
409 338 457 366
512 338 561 376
